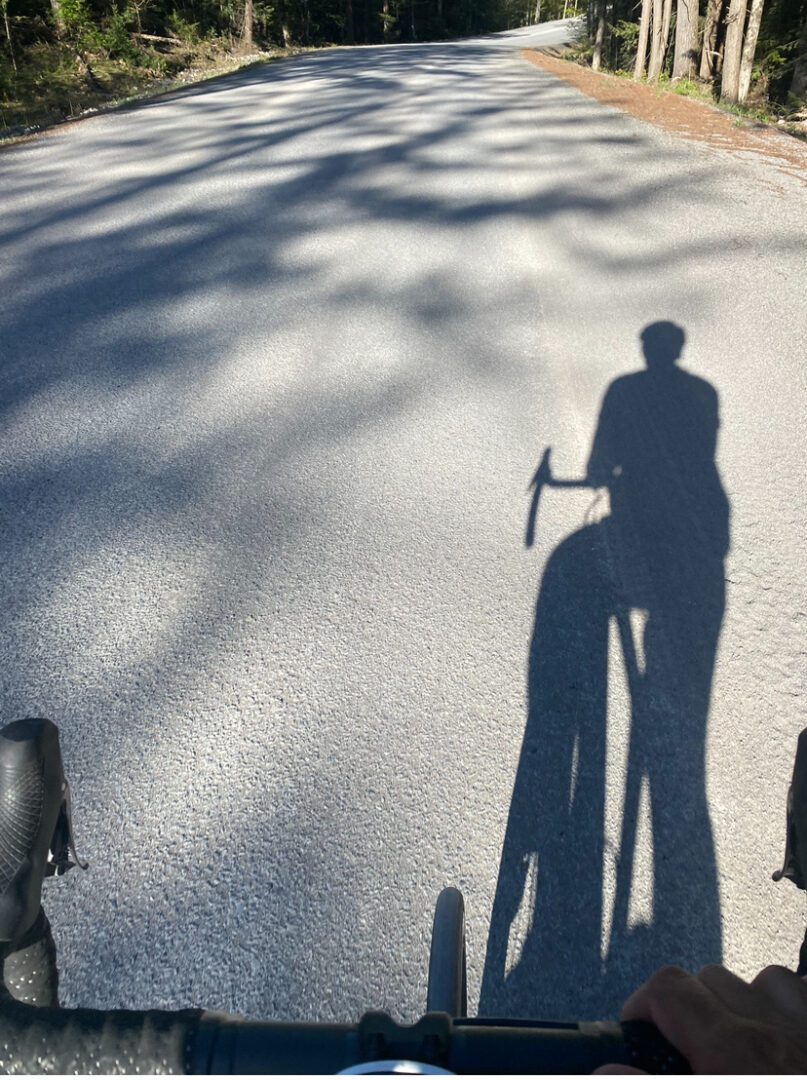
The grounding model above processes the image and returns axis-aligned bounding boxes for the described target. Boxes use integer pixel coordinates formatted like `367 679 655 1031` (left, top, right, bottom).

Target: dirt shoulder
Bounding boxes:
522 49 807 183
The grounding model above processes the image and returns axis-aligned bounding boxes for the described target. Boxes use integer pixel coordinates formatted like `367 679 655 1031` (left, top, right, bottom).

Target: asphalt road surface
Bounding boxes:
1 21 806 1027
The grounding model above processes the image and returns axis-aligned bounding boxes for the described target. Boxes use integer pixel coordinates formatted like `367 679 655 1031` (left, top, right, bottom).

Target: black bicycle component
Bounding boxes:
1 908 59 1007
0 718 86 1010
359 1012 452 1070
621 1020 691 1074
0 719 86 947
772 727 807 974
0 988 200 1074
0 996 689 1075
525 447 598 548
426 888 467 1017
191 1011 691 1074
191 1011 359 1074
773 728 807 890
0 719 693 1074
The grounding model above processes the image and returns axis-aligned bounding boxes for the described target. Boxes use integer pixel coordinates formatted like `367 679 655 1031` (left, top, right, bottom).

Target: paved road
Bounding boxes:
1 21 806 1026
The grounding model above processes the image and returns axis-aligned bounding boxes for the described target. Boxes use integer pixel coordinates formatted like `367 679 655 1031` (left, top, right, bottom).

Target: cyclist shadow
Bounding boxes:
480 322 730 1020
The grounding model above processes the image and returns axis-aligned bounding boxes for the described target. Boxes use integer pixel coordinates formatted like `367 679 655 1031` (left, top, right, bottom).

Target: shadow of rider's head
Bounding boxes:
641 320 685 370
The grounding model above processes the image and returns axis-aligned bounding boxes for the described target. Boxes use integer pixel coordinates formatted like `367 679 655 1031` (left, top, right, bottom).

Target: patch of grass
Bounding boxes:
1 45 162 131
628 68 797 131
672 77 703 98
719 96 781 124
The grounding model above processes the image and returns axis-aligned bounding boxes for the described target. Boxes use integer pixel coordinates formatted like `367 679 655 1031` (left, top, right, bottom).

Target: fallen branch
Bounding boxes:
132 31 183 44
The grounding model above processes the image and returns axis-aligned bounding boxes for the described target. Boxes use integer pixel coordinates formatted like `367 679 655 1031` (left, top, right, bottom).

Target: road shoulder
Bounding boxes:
522 49 807 184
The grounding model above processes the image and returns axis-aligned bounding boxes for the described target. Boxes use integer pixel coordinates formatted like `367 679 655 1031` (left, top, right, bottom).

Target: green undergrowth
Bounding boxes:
553 38 806 139
0 37 303 139
661 72 806 137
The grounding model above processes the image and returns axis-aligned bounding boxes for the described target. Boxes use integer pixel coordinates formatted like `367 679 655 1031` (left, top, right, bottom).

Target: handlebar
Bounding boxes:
0 719 691 1074
525 447 602 548
0 990 689 1073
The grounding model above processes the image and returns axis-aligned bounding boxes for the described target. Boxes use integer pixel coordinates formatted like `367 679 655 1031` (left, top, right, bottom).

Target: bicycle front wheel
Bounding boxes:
426 887 467 1017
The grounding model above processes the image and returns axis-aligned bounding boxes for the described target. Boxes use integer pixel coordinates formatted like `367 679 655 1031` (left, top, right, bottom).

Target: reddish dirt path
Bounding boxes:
522 49 807 182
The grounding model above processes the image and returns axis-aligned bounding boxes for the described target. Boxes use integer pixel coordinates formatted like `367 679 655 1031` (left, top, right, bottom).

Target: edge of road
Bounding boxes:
521 48 807 182
0 47 318 152
0 20 575 152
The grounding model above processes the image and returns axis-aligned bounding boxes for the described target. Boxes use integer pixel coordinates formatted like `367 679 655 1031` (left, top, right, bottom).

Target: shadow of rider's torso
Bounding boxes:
586 364 729 612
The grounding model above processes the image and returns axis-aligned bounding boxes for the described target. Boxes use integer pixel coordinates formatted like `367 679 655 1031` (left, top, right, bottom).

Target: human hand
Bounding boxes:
596 964 807 1074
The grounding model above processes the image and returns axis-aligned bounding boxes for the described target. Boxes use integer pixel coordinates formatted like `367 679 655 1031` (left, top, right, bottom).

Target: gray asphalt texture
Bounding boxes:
1 20 806 1026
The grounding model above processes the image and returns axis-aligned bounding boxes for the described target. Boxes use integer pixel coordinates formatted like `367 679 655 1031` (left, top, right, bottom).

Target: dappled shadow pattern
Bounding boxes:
0 34 773 1018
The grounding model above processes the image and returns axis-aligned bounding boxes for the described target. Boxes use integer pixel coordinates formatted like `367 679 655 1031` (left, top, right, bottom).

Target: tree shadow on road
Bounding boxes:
480 321 730 1019
0 39 760 1017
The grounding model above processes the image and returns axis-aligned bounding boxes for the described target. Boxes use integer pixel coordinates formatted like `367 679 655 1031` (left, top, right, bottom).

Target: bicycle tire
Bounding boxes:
426 887 467 1017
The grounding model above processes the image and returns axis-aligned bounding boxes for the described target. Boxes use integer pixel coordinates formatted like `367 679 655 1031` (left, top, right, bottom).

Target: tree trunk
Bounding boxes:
533 0 540 22
737 0 764 100
275 0 290 46
699 0 723 79
49 0 66 34
672 0 699 77
721 0 748 101
241 0 253 49
591 0 606 69
381 0 390 40
648 0 671 78
1 0 16 70
659 0 673 69
633 0 651 77
791 18 807 102
647 0 663 75
344 0 354 42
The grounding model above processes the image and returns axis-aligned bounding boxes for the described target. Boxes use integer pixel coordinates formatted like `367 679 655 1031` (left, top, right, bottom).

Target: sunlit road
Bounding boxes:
1 22 806 1025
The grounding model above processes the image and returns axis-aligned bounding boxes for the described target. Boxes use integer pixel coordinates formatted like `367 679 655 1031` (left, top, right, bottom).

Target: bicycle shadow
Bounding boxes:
480 321 730 1020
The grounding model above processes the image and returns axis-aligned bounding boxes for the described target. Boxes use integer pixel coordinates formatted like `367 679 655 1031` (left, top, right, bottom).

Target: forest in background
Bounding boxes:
1 0 804 134
579 0 806 113
0 0 514 130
